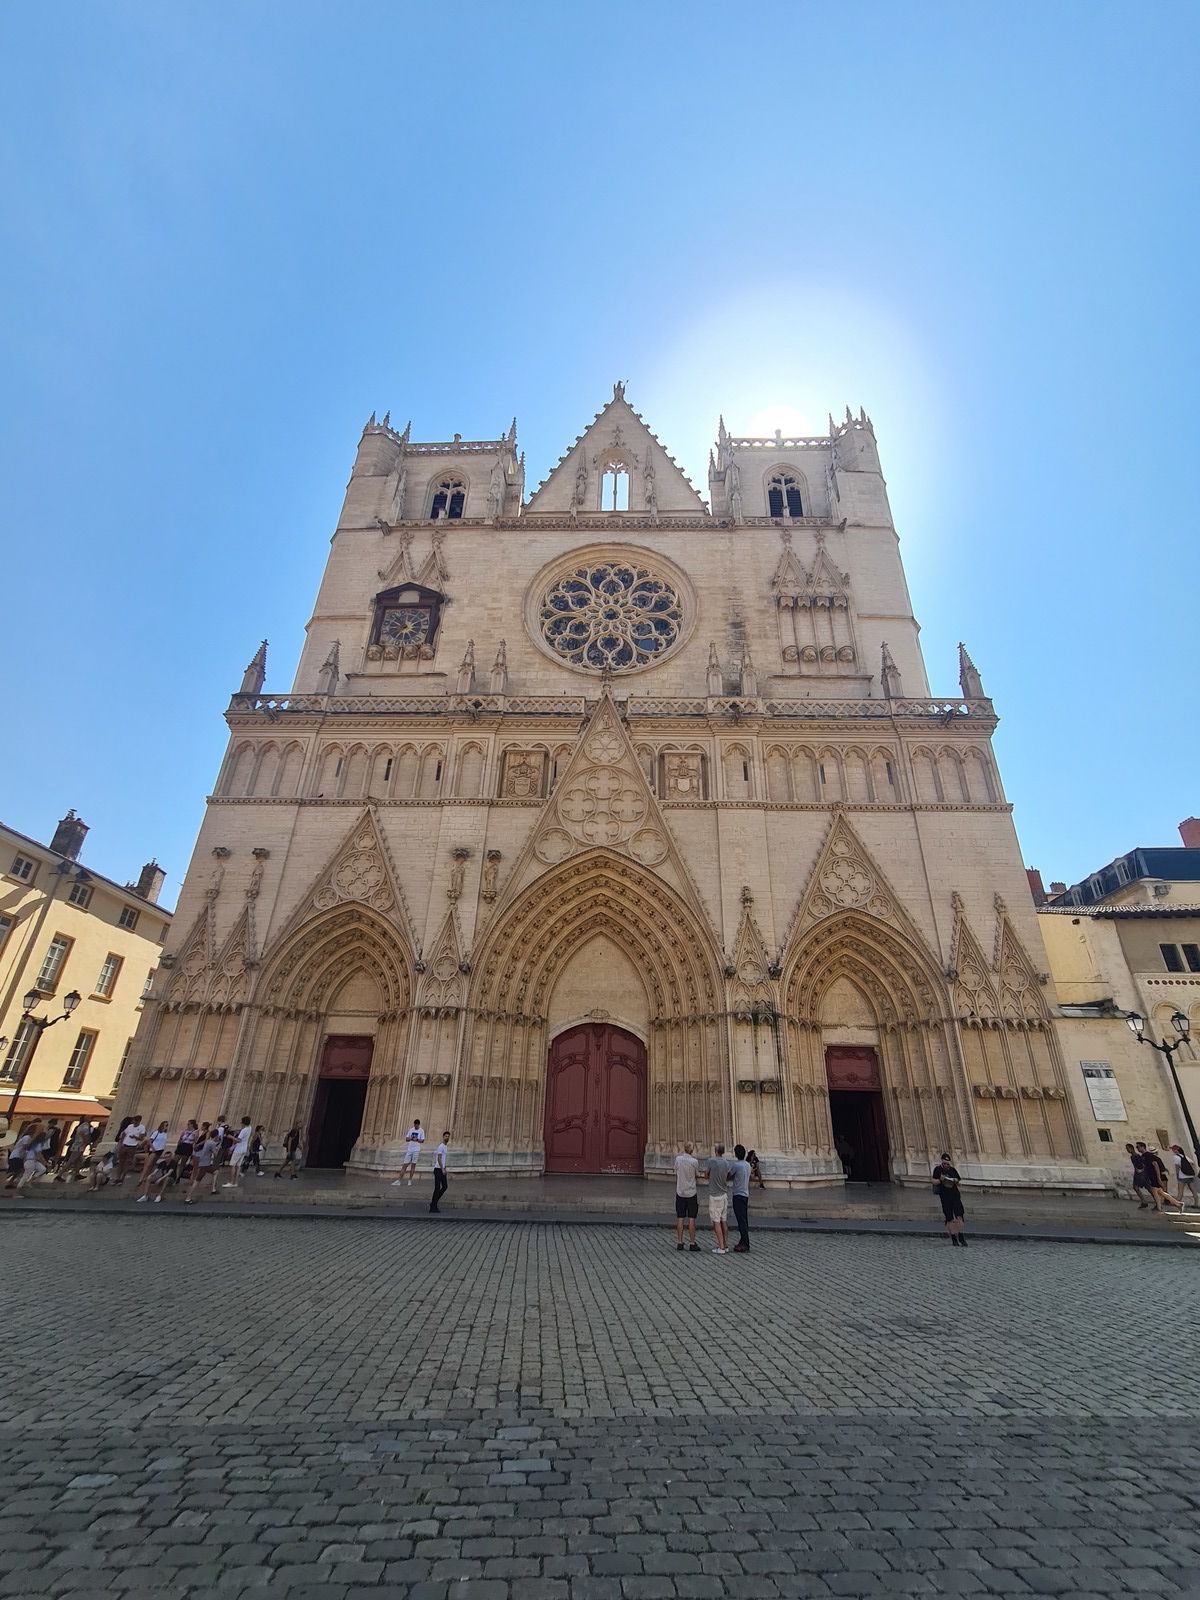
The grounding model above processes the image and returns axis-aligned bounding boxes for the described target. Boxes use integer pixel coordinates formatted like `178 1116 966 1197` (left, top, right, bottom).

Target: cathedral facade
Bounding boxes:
116 387 1107 1187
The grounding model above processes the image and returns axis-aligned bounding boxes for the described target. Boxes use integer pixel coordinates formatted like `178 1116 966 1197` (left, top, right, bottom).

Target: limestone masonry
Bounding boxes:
115 386 1110 1186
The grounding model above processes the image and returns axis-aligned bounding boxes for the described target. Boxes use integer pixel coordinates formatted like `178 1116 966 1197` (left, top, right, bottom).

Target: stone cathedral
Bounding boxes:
117 386 1107 1187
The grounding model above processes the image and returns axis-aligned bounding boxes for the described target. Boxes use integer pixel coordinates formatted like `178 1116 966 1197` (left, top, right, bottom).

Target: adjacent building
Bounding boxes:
0 811 172 1132
113 388 1111 1187
1035 828 1200 1181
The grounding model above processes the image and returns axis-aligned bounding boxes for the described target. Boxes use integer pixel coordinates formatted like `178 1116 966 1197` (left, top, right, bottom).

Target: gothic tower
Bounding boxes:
117 386 1103 1187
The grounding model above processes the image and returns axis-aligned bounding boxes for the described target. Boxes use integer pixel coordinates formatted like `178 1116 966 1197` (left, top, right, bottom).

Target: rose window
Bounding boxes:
539 562 683 672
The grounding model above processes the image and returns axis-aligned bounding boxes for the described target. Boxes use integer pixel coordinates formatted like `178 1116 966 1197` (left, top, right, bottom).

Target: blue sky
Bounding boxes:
2 0 1196 905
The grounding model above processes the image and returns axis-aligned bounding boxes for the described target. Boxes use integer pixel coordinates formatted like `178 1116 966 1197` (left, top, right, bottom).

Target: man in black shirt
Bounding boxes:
932 1153 967 1246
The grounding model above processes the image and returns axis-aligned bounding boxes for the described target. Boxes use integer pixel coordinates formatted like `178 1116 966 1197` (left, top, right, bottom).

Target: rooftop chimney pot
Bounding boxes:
50 809 89 862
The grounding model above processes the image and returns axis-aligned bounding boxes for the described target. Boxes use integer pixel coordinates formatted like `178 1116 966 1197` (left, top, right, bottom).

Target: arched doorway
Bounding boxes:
826 1044 890 1183
308 1034 374 1168
544 1023 647 1174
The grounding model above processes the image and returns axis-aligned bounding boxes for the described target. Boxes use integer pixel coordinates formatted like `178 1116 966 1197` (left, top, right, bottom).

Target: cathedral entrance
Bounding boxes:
825 1045 891 1183
307 1034 374 1168
544 1023 646 1175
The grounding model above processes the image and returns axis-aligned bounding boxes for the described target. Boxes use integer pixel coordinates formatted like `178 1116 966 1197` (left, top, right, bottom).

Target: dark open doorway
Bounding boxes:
825 1045 891 1184
307 1034 373 1169
828 1089 890 1183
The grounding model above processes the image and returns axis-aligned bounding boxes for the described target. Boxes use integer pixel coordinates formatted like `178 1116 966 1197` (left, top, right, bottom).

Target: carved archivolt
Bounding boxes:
259 903 413 1015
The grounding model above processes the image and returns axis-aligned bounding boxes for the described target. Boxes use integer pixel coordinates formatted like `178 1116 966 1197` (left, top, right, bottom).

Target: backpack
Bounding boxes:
1180 1153 1197 1180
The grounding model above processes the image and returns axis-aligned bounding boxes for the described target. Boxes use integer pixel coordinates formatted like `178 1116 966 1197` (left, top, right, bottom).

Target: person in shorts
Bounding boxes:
673 1142 701 1252
275 1127 303 1179
701 1143 732 1254
135 1122 170 1202
932 1153 967 1246
1169 1144 1200 1209
185 1131 221 1204
1126 1142 1156 1208
393 1119 425 1186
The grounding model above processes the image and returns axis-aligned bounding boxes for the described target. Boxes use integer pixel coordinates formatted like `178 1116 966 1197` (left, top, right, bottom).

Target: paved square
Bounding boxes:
1 1214 1197 1598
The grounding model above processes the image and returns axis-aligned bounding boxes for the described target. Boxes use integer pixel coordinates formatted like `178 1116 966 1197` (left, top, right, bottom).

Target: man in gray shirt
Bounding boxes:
729 1143 752 1252
700 1143 732 1254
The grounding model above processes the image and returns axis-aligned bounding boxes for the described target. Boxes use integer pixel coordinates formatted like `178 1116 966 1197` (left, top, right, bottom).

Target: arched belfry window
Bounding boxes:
767 472 804 518
601 459 630 511
369 583 445 658
430 479 466 520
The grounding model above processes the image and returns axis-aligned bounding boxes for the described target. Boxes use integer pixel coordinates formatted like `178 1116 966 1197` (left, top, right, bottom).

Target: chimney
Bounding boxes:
1049 881 1067 897
50 809 89 861
135 860 166 904
1025 867 1047 906
1179 817 1200 849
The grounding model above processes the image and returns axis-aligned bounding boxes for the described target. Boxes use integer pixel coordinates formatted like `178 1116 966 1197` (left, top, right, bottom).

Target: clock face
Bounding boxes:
380 607 431 647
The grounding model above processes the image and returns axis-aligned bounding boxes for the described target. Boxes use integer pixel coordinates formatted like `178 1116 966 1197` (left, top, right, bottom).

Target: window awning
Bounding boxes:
6 1094 112 1121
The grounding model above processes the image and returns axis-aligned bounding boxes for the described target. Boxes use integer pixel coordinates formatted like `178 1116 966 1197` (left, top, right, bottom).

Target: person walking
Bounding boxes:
115 1115 147 1182
1126 1142 1156 1208
56 1119 96 1182
275 1127 303 1179
673 1142 701 1251
1136 1142 1182 1212
43 1120 64 1175
1169 1144 1200 1209
701 1143 732 1254
135 1122 170 1202
245 1126 266 1176
184 1129 221 1204
429 1133 449 1212
932 1153 967 1245
729 1144 753 1253
5 1122 46 1194
223 1118 253 1188
393 1119 425 1186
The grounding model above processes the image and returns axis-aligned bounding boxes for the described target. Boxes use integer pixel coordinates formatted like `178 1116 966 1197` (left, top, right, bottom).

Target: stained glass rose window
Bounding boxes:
539 562 683 672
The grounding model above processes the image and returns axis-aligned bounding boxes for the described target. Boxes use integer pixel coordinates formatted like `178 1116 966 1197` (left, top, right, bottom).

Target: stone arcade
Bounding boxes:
115 387 1106 1186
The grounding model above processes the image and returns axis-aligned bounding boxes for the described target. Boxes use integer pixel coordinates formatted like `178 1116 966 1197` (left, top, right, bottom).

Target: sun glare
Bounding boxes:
743 405 814 439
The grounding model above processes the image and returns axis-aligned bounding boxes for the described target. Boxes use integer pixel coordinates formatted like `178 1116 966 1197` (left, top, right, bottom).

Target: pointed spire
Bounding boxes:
828 413 837 436
880 641 903 699
718 414 729 443
613 380 626 401
958 642 986 699
317 640 341 697
365 411 377 432
400 419 411 444
381 410 390 429
489 639 508 696
239 640 268 697
507 417 517 444
707 642 723 697
456 640 476 697
845 405 854 424
739 643 758 699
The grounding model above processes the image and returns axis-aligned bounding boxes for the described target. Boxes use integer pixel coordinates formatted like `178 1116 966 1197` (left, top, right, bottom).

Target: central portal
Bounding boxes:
544 1023 647 1174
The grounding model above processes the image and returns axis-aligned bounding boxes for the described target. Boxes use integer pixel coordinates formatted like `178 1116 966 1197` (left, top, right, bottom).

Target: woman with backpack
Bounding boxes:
1169 1144 1200 1210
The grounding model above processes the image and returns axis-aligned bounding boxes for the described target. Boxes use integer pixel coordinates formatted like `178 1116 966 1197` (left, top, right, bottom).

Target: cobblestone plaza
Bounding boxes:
3 1215 1198 1598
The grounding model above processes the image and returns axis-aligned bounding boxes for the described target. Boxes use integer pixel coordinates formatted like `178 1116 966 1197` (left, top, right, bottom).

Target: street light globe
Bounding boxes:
63 990 82 1015
1125 1011 1145 1038
1170 1010 1190 1041
22 989 41 1013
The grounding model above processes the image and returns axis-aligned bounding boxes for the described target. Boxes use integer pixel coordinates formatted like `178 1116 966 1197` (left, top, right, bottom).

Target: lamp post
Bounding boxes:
1 988 83 1132
1125 1009 1200 1168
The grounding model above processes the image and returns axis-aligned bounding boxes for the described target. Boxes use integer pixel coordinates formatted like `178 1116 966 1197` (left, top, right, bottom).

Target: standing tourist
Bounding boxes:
1169 1144 1200 1209
393 1119 425 1187
673 1142 701 1252
747 1148 766 1189
275 1127 303 1179
116 1115 147 1182
43 1120 64 1174
702 1143 732 1255
729 1144 753 1253
223 1118 253 1187
932 1153 968 1245
1136 1142 1182 1212
174 1120 199 1181
429 1132 450 1212
245 1126 266 1176
184 1128 222 1204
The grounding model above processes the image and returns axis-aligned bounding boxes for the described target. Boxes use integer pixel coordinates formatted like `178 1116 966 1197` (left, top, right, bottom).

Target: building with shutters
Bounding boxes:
111 386 1111 1187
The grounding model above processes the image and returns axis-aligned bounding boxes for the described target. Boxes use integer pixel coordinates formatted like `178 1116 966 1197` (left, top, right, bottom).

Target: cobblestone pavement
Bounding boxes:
3 1214 1198 1599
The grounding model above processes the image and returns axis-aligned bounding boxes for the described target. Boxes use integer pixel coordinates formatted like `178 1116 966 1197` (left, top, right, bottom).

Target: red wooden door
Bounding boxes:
544 1024 646 1174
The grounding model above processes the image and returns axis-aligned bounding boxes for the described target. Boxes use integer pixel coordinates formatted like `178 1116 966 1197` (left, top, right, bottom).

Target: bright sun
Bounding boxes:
742 404 814 438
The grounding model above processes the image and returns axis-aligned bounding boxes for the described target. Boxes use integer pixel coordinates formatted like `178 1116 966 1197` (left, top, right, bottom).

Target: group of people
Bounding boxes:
672 1142 764 1253
3 1115 103 1191
389 1121 452 1211
99 1115 308 1202
1126 1140 1200 1211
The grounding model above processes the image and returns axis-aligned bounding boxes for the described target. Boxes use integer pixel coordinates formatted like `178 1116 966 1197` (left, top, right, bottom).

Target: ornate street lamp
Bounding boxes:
1125 1009 1199 1172
2 989 82 1131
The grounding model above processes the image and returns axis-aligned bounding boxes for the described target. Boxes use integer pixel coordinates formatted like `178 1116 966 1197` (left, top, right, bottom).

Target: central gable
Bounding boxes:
525 383 708 516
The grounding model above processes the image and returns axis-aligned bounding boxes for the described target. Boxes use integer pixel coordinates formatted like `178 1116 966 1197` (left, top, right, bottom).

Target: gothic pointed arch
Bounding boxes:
948 892 1001 1022
258 902 413 1019
273 807 417 951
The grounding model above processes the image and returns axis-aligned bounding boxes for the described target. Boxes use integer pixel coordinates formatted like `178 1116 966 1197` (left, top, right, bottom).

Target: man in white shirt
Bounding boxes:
116 1117 147 1182
429 1133 450 1212
224 1118 253 1187
673 1142 701 1252
393 1119 425 1186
